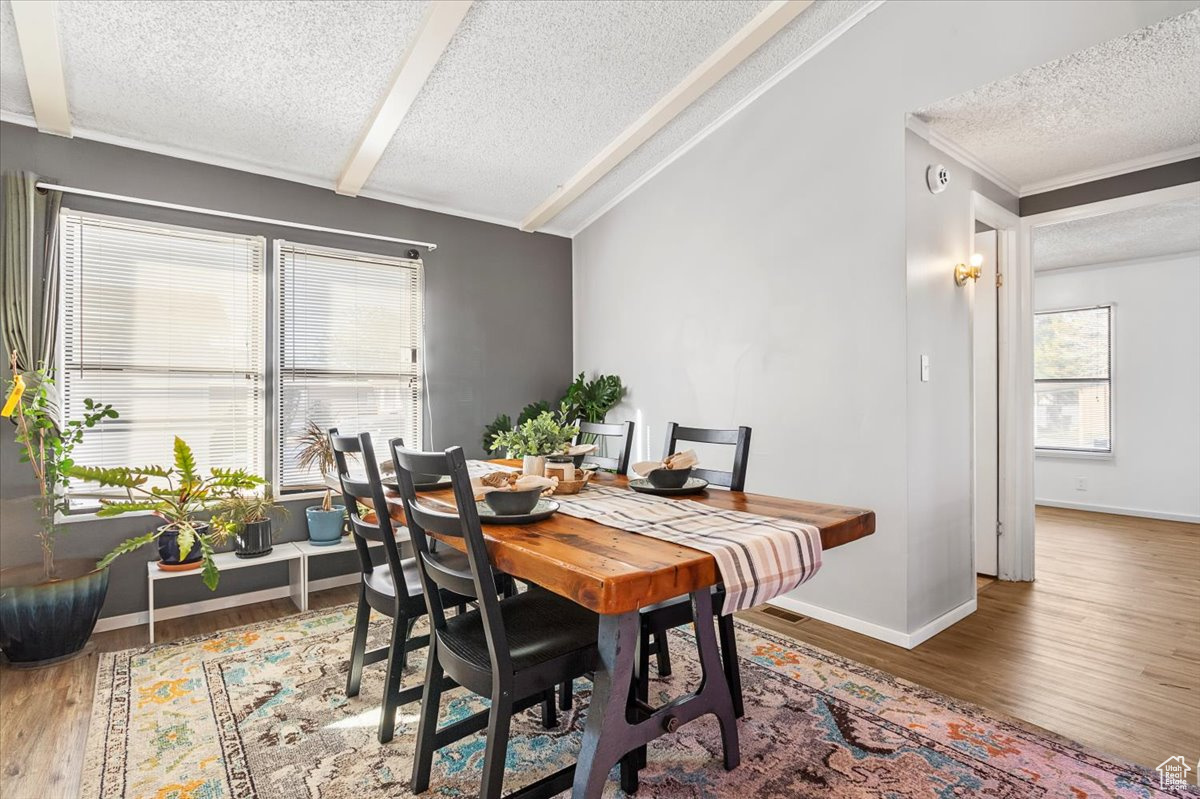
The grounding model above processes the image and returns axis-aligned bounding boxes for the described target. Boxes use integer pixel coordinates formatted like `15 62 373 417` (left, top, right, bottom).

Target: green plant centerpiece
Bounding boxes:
490 411 578 476
1 352 119 664
212 490 289 560
295 419 346 546
481 372 625 456
70 437 266 590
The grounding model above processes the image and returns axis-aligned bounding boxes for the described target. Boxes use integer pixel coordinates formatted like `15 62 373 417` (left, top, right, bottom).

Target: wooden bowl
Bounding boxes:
553 471 593 495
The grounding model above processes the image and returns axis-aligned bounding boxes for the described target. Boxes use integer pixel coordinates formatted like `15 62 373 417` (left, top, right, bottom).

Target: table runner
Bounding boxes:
550 485 821 614
466 462 822 614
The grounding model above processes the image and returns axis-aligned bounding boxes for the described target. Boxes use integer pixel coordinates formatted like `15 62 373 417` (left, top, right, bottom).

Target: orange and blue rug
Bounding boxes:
82 605 1193 798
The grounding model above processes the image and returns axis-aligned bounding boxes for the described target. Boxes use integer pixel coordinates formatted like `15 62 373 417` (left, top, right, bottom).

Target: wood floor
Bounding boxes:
1 507 1196 797
744 506 1200 775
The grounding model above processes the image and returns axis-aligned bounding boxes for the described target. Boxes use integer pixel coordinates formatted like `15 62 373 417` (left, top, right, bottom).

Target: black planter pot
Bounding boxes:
157 523 208 566
0 558 110 666
235 519 273 559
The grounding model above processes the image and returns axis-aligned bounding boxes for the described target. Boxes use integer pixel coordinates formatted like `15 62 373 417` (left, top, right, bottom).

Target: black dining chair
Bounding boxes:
640 423 752 719
576 420 635 474
392 441 616 799
332 430 520 744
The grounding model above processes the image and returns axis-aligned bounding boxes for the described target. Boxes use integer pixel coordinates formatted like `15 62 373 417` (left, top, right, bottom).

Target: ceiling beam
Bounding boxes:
336 0 473 196
520 0 812 232
10 0 72 137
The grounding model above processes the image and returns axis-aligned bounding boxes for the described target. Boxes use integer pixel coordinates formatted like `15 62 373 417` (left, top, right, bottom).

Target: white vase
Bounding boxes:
522 455 546 477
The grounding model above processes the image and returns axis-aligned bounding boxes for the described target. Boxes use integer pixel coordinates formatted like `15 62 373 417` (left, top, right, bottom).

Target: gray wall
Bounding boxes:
0 121 572 619
572 0 1191 641
1020 158 1200 216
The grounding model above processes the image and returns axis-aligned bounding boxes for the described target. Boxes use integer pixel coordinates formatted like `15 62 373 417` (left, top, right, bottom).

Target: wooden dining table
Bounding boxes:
383 461 875 799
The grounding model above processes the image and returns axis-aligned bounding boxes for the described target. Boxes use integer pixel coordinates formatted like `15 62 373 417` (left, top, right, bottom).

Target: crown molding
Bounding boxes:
1019 143 1200 197
906 115 1021 197
0 111 536 234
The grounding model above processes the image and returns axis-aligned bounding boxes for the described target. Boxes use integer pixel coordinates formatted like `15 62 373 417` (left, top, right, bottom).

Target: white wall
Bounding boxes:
1034 253 1200 523
572 0 1198 643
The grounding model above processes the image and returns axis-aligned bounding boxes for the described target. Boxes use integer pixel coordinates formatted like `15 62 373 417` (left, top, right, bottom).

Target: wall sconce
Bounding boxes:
955 253 984 286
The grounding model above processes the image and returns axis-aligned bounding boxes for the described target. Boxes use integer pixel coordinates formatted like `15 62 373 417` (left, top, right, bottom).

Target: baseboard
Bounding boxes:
1035 499 1200 524
905 598 978 649
93 573 360 634
765 596 911 648
765 595 977 650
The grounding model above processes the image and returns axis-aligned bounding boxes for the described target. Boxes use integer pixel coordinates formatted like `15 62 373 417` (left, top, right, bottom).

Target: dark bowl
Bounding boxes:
484 487 543 516
647 467 692 489
410 472 441 485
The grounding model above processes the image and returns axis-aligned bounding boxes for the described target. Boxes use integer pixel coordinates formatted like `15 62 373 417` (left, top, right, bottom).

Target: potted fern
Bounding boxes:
212 491 288 559
0 356 118 665
296 420 345 545
70 437 267 590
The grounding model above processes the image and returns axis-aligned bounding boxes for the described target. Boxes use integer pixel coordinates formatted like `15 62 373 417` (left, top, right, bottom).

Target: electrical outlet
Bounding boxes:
1074 477 1087 491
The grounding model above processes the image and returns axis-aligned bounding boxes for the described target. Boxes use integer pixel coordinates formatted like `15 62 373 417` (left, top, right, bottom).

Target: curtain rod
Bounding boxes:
35 182 438 252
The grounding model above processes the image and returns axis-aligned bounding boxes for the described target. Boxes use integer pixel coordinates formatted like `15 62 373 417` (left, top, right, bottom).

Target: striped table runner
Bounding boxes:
551 484 822 615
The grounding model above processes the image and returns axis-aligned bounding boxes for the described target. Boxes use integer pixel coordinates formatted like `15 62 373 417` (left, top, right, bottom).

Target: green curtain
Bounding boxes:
1 171 63 375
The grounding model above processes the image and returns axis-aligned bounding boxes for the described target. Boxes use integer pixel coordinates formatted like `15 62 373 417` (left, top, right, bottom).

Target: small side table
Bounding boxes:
146 544 304 643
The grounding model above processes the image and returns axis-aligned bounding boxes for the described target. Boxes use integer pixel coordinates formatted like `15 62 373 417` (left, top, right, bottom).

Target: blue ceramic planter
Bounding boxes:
306 505 346 546
156 524 207 566
0 558 110 666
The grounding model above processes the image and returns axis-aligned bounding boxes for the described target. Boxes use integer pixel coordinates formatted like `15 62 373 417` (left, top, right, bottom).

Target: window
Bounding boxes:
1034 305 1112 454
276 240 423 491
60 211 267 500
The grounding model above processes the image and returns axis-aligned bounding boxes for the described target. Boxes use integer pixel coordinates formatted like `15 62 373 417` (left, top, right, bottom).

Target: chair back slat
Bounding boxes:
390 440 514 677
664 422 752 492
577 419 635 474
330 428 413 599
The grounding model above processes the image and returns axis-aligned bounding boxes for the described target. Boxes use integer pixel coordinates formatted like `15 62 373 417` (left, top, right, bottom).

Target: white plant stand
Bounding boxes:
294 532 410 607
146 545 304 643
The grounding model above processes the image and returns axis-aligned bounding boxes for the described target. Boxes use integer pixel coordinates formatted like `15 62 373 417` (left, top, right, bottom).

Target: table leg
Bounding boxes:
573 590 740 799
289 555 305 612
148 577 155 644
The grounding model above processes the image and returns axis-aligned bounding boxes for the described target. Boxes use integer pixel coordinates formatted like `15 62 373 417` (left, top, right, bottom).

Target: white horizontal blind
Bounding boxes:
59 210 267 498
276 241 423 490
1034 305 1112 453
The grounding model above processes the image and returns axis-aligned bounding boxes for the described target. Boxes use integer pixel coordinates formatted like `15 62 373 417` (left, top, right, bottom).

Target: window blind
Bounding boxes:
276 240 423 491
1034 305 1112 453
59 210 267 498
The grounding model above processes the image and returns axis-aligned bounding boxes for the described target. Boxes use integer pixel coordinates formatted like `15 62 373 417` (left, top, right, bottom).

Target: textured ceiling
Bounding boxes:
1033 196 1200 270
916 9 1200 191
0 0 875 234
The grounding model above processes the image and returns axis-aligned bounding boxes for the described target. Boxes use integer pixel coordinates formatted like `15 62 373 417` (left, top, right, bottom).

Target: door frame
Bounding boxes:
1008 180 1200 581
970 192 1025 581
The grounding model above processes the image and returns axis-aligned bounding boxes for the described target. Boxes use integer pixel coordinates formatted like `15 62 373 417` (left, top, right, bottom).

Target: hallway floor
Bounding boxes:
743 506 1200 776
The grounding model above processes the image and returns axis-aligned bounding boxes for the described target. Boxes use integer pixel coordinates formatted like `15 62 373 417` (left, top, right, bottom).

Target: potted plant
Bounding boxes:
296 420 345 546
490 411 579 476
0 355 118 665
212 491 288 559
69 437 267 590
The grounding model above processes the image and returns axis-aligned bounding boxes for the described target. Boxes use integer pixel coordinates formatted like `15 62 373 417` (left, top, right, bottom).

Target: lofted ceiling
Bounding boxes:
0 0 876 236
1032 196 1200 271
915 8 1200 195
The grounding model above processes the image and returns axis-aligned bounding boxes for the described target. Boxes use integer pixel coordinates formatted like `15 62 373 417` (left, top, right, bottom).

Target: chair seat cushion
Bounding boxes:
439 590 598 672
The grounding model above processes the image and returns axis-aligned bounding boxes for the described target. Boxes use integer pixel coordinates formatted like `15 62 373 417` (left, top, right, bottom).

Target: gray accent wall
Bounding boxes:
1020 158 1200 216
0 121 572 619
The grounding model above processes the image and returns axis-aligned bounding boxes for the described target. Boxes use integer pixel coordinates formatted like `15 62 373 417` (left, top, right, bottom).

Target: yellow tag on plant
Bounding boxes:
2 374 25 417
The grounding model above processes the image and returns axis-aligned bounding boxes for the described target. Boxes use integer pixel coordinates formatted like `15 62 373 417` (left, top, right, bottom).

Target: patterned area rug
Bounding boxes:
82 605 1191 798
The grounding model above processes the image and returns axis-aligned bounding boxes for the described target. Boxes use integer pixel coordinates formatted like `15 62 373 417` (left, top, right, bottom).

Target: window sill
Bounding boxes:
56 508 157 525
1035 449 1114 461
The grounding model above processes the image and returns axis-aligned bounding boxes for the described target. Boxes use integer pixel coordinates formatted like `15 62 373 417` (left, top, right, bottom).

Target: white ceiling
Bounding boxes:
915 8 1200 194
0 0 874 235
1033 196 1200 271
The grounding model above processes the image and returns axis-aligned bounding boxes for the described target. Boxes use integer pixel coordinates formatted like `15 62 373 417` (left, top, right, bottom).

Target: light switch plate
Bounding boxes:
920 355 930 382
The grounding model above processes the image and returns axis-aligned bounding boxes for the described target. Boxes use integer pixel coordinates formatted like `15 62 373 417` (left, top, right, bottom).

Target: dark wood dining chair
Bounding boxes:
641 423 752 718
332 430 518 744
392 441 613 799
576 419 635 474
